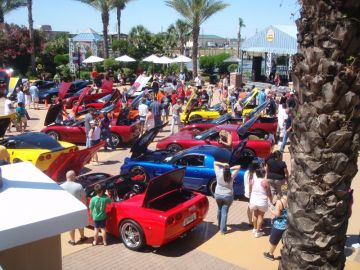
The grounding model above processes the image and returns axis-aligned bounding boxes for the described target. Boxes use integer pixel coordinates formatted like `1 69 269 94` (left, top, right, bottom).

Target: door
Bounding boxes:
252 57 263 82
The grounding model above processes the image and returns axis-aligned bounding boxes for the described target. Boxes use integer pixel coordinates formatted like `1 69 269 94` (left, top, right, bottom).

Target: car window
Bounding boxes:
175 155 204 167
5 133 64 150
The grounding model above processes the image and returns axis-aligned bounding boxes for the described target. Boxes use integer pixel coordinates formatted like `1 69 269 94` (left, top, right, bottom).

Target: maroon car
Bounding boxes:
41 103 140 148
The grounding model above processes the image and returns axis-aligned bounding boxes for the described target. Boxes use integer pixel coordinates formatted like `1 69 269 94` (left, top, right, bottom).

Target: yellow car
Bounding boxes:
240 88 259 116
1 132 78 172
180 93 231 123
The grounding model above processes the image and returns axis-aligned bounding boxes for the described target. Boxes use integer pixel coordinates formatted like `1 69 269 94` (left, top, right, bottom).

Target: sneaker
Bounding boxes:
79 236 88 243
68 240 76 246
255 231 265 238
263 252 275 261
252 228 257 234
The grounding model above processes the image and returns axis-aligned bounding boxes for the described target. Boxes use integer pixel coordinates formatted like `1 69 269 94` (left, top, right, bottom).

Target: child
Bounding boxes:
89 184 111 246
16 102 27 133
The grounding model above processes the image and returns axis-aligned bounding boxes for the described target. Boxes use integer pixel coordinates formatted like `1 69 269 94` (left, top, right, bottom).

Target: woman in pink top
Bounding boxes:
249 168 272 238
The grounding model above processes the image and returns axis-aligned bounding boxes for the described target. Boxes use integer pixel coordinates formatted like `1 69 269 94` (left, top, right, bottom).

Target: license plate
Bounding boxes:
183 213 197 226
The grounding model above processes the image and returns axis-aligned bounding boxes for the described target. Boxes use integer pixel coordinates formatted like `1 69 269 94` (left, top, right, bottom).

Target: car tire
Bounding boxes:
47 131 60 140
166 143 182 153
129 166 149 183
110 133 122 148
120 219 146 251
189 114 202 121
243 148 256 157
208 178 217 197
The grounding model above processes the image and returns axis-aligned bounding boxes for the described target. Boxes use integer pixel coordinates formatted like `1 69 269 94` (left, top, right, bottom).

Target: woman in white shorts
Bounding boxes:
249 168 272 238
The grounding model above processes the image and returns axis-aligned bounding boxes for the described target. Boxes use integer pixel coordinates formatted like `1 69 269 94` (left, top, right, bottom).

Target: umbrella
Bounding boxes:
224 56 241 63
115 55 136 62
83 55 104 63
143 54 160 62
153 56 173 64
172 55 192 63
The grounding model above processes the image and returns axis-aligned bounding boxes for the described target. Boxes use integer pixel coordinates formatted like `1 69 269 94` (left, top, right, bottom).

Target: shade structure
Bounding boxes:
224 56 241 63
82 55 104 63
172 55 192 63
115 55 136 62
153 56 173 64
143 54 160 62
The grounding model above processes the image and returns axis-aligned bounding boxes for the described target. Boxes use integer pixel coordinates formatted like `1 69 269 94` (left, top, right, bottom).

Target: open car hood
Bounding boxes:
0 116 11 137
247 100 270 119
46 141 105 182
237 114 260 138
127 75 152 97
240 89 258 107
143 168 185 208
57 82 72 100
130 122 168 158
44 103 62 126
101 80 113 92
75 86 93 107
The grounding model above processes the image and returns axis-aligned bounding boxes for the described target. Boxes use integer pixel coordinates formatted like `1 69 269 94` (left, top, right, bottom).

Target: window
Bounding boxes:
175 155 204 167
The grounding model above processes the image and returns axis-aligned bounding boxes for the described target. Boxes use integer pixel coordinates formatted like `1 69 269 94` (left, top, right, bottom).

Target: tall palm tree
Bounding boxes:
0 0 27 23
111 0 135 40
165 0 228 77
280 0 360 269
27 0 35 74
168 19 191 55
237 17 245 58
76 0 112 58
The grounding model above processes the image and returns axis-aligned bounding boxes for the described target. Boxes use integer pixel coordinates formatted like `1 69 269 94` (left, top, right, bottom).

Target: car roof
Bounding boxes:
179 145 231 162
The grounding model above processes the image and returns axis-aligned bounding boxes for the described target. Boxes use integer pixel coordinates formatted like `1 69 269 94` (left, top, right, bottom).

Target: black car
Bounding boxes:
38 80 89 103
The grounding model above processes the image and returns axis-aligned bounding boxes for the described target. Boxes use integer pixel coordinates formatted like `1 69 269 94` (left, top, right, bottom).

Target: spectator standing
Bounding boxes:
16 102 27 133
222 75 229 90
264 192 288 261
138 98 148 135
84 109 95 148
61 170 88 245
207 85 213 106
200 89 209 107
279 92 287 105
89 120 101 164
249 167 272 237
269 60 277 81
277 103 288 145
145 107 155 131
194 74 202 90
257 88 266 105
179 71 185 85
266 151 288 199
233 100 243 118
274 73 281 87
280 109 293 152
151 77 160 96
4 93 17 132
286 92 296 108
171 99 183 134
29 82 39 110
151 97 162 127
214 161 241 234
89 184 111 246
23 82 31 109
266 94 277 116
101 112 115 151
16 87 25 104
161 92 171 123
91 68 98 84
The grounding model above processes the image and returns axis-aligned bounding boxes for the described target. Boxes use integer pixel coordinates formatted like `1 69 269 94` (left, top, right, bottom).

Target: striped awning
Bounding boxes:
242 26 298 55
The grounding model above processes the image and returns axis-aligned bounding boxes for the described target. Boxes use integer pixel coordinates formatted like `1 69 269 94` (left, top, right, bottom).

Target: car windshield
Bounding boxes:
4 133 64 150
163 149 186 163
211 113 230 124
97 94 111 102
194 128 217 140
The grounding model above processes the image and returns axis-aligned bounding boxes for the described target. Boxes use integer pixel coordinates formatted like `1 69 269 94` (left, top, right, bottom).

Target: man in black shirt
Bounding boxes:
280 108 293 152
266 150 288 199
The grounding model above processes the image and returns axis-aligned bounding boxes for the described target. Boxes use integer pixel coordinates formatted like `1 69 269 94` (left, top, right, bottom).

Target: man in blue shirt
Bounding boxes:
150 97 162 127
257 89 266 105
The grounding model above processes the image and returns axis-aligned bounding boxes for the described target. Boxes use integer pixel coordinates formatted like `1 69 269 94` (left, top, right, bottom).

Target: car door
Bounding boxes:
61 122 86 143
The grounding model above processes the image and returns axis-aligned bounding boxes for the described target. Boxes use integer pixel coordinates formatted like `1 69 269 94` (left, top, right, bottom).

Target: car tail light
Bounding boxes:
166 216 175 225
46 154 51 160
175 213 182 220
38 156 45 162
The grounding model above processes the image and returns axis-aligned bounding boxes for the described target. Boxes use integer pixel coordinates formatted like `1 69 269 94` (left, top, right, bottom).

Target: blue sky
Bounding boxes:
5 0 300 39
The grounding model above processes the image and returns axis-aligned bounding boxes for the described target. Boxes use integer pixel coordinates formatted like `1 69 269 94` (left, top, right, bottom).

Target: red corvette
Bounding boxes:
157 116 272 159
64 86 112 109
41 103 140 148
81 168 209 250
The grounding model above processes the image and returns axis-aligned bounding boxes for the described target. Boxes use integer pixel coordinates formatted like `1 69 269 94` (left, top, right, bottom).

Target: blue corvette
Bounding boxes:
120 124 259 196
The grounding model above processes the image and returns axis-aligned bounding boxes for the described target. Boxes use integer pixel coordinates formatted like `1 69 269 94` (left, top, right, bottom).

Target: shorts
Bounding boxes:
94 219 106 228
139 116 146 122
249 203 267 213
269 227 285 245
32 95 39 102
91 139 101 146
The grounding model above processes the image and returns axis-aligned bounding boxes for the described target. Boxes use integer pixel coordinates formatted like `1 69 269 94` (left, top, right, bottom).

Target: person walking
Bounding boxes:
264 192 288 261
84 108 95 148
16 102 27 133
101 112 115 151
150 96 162 127
213 161 241 234
89 184 111 246
61 170 88 245
88 120 101 164
29 82 39 110
280 108 293 152
266 151 288 200
138 98 148 135
171 99 183 134
249 167 272 237
23 82 32 109
144 107 155 131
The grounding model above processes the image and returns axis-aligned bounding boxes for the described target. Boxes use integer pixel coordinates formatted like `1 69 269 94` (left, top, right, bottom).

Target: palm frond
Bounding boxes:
2 0 27 14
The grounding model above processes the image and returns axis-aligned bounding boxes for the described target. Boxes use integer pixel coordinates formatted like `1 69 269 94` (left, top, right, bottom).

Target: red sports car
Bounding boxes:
64 86 112 109
81 168 209 251
41 103 140 148
181 101 278 136
156 116 272 159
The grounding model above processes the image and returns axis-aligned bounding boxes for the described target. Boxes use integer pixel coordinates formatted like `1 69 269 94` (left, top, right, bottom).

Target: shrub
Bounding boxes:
227 64 238 73
54 54 69 66
80 71 91 80
103 58 120 71
199 53 231 75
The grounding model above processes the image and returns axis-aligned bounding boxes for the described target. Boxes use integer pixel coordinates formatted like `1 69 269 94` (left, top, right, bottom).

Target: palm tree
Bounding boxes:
167 19 191 55
27 0 35 74
280 1 360 269
237 17 245 58
0 0 26 23
111 0 135 40
165 0 228 77
76 0 113 58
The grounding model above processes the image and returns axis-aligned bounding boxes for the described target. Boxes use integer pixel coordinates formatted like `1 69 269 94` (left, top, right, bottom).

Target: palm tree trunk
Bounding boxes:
280 0 360 269
192 25 199 78
0 8 4 23
101 11 109 59
27 0 36 74
117 7 121 40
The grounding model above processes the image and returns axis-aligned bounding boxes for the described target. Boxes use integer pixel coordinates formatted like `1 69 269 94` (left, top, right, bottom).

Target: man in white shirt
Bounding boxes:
138 98 148 134
222 75 229 88
194 75 202 90
16 87 25 104
4 93 17 132
60 170 88 245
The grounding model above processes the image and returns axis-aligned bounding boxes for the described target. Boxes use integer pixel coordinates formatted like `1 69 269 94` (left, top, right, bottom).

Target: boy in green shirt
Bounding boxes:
89 184 111 246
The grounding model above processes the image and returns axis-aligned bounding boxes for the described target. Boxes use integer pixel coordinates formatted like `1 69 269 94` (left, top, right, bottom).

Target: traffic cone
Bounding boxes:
44 99 48 109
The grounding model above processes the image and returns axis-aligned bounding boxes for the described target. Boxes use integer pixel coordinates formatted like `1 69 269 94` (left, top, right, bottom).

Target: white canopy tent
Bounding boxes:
142 54 160 62
153 56 173 64
172 55 192 63
82 55 104 63
115 55 136 62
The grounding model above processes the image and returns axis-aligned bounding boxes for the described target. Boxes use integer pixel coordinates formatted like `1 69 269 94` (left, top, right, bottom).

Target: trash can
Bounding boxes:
209 74 218 84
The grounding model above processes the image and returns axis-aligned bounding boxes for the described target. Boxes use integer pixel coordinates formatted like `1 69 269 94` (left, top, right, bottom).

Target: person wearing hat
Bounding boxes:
171 99 183 134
